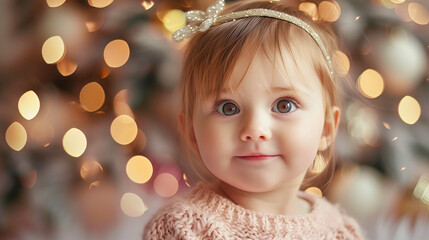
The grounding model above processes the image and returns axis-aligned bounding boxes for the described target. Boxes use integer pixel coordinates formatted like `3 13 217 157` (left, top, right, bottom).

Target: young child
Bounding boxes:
144 0 364 239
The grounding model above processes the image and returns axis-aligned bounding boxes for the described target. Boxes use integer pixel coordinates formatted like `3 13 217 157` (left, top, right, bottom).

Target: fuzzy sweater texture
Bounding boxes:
143 183 364 239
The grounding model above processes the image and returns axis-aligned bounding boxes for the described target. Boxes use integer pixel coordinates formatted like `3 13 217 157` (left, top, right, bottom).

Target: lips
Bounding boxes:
235 154 278 161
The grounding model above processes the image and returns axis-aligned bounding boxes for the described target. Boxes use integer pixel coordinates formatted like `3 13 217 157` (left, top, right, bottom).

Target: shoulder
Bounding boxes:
299 192 365 239
142 198 196 239
143 183 226 240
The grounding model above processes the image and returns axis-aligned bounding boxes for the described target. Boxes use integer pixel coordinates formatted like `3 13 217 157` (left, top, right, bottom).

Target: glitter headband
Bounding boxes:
173 0 335 80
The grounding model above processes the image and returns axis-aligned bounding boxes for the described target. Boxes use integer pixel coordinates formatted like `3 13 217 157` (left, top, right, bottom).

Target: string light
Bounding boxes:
142 1 154 10
103 39 130 68
42 36 65 64
46 0 66 8
88 0 114 8
62 128 87 157
79 82 105 112
126 155 153 184
120 193 147 217
318 1 341 22
18 91 40 120
398 96 421 125
6 122 27 151
357 69 384 99
110 115 138 145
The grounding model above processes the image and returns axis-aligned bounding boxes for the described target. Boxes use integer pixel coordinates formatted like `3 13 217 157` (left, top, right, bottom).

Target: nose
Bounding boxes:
240 112 272 142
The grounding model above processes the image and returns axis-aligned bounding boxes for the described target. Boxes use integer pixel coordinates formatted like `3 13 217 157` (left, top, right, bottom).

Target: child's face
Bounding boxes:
191 47 330 193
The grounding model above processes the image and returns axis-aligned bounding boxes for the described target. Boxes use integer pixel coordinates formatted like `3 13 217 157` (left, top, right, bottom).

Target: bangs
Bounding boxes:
184 16 331 107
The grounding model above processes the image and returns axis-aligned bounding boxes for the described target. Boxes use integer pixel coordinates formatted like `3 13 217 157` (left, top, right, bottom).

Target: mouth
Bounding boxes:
235 154 279 161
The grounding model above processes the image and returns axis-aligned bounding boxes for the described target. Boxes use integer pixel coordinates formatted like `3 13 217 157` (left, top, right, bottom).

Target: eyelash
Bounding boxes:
213 96 300 115
277 95 300 108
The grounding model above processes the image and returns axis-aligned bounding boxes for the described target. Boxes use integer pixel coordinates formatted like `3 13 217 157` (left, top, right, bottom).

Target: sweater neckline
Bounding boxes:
187 182 342 232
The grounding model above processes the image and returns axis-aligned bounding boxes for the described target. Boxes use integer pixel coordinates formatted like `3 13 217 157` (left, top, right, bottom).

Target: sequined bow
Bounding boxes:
173 0 225 41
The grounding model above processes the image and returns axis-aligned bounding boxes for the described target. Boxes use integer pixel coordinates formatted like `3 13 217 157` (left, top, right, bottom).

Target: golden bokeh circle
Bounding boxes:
79 82 105 112
42 36 65 64
357 69 384 99
126 155 153 184
62 128 87 157
18 91 40 120
110 115 138 145
46 0 66 8
88 0 114 8
398 96 421 125
6 122 27 151
103 39 130 68
318 1 341 22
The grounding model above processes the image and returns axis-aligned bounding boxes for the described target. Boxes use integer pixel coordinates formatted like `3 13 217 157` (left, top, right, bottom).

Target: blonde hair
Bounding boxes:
179 0 342 190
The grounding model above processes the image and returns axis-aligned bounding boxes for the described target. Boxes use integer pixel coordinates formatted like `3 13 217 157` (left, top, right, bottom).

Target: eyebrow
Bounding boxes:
219 84 310 96
270 86 310 96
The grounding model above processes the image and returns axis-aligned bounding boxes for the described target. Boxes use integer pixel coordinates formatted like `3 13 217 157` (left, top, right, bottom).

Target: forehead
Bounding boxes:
223 43 322 94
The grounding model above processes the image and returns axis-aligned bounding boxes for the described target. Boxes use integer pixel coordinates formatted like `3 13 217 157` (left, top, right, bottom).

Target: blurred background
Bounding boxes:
0 0 428 239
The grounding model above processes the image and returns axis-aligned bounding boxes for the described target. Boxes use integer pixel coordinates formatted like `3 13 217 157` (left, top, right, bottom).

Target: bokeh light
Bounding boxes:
398 96 421 125
318 1 341 22
142 0 154 10
305 187 323 197
408 2 429 25
347 104 380 146
57 58 77 76
80 158 103 182
113 90 134 118
18 91 40 120
334 50 350 77
383 121 391 130
79 82 105 112
357 69 384 99
6 122 27 151
126 155 153 184
46 0 66 8
162 10 186 33
299 2 318 20
62 128 87 157
42 36 65 64
395 3 412 22
390 0 406 4
103 39 130 68
120 192 147 217
154 173 179 198
183 173 191 187
110 115 138 145
88 0 114 8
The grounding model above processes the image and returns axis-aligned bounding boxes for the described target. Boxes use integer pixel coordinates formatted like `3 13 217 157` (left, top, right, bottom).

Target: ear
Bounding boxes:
179 112 198 153
318 106 340 151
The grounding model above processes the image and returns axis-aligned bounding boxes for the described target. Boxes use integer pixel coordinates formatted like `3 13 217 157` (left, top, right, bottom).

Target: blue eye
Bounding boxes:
272 98 297 113
216 101 240 116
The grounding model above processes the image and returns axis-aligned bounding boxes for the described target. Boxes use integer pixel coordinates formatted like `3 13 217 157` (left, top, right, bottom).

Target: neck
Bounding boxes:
217 180 311 216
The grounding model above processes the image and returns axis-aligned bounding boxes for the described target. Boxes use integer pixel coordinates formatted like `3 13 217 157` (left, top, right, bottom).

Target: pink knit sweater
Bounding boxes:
143 183 364 239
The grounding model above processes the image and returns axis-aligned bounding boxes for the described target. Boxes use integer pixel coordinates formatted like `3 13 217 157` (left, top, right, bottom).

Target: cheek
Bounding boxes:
192 118 231 165
279 117 324 165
